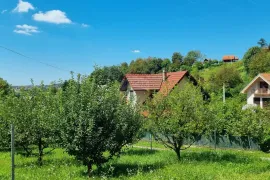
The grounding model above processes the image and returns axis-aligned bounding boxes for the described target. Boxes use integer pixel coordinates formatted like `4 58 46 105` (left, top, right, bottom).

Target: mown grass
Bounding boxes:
1 141 270 180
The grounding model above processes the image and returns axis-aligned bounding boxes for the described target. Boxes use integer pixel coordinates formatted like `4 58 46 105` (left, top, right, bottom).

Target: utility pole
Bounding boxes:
223 83 226 103
150 133 153 151
215 83 226 150
11 124 15 180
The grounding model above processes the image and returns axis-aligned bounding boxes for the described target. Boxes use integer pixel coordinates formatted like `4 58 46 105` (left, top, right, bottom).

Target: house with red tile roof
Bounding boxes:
241 73 270 108
120 70 191 104
222 55 239 63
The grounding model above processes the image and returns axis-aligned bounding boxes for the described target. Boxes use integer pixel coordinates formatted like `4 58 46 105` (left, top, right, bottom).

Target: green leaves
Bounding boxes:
60 75 142 174
146 83 207 159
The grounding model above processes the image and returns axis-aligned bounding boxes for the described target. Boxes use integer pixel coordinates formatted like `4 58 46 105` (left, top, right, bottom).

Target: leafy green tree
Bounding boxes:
242 46 261 73
147 57 163 73
146 83 207 160
249 50 270 77
161 58 171 71
207 96 243 141
258 38 267 48
0 83 61 164
129 58 150 74
0 78 12 97
183 50 203 66
90 66 124 85
120 62 129 74
205 65 243 96
61 75 142 176
172 52 183 64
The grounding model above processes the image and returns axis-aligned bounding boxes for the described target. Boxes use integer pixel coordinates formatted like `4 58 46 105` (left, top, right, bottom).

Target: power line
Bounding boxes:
0 45 78 74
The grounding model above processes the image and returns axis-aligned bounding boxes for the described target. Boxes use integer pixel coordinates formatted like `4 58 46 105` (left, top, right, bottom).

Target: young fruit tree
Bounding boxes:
146 83 208 160
61 75 142 177
0 83 62 165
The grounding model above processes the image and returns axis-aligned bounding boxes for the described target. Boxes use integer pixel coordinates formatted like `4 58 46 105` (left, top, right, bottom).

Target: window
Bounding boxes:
254 97 260 106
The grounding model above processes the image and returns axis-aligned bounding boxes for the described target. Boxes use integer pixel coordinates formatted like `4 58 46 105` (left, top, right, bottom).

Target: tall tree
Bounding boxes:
257 38 268 48
61 75 142 176
161 58 172 71
249 50 270 77
146 83 207 160
242 46 261 73
172 52 183 64
91 66 124 85
183 50 203 66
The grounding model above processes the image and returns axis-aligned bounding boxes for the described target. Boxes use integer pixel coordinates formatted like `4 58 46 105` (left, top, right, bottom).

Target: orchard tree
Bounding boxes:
146 83 207 160
0 83 62 164
61 75 142 177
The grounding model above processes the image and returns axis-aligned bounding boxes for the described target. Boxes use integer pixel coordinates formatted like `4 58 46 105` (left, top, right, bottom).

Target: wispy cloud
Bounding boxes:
81 23 89 28
1 10 7 14
14 24 40 35
13 0 35 13
33 10 72 24
131 50 141 53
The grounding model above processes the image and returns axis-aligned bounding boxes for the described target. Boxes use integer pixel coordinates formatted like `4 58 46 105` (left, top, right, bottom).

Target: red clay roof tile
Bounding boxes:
222 55 239 61
125 71 188 91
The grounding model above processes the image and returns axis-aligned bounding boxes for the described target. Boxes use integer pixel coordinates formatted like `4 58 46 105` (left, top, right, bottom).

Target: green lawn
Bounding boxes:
1 141 270 180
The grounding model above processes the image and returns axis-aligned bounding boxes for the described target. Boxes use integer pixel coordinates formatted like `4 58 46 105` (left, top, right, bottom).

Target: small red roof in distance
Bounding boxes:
222 55 239 61
125 74 163 90
125 71 188 91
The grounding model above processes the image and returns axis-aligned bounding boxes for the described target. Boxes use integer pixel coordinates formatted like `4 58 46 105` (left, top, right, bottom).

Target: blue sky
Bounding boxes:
0 0 269 85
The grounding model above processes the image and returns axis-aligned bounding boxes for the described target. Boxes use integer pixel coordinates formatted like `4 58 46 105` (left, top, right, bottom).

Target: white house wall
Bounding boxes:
135 90 151 104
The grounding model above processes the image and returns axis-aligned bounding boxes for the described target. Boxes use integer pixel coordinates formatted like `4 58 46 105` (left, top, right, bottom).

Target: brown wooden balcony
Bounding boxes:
255 88 270 96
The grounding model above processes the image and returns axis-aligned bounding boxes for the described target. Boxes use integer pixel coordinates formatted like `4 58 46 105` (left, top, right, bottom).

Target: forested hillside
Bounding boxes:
90 39 270 103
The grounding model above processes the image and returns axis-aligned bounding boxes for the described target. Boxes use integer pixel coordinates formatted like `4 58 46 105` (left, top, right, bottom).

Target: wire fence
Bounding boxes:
141 132 259 150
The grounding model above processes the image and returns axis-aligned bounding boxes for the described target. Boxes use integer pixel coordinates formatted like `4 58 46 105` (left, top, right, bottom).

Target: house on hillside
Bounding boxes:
120 70 194 104
223 55 239 63
241 73 270 108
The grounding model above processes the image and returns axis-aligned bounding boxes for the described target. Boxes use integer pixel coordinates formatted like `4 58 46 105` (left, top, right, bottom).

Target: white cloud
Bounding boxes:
13 0 35 13
131 50 141 53
14 24 40 35
1 10 7 14
81 23 89 28
33 10 72 24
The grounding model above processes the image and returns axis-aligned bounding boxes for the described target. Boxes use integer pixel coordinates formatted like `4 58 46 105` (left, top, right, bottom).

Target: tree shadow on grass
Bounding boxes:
84 162 165 178
16 156 80 168
122 148 159 156
182 151 253 164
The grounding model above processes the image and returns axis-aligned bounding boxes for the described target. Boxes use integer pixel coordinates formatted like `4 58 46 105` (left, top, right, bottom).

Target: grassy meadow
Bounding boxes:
1 141 270 180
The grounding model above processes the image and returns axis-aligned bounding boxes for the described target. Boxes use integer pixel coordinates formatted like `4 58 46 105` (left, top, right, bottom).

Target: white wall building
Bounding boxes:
241 73 270 108
120 71 191 104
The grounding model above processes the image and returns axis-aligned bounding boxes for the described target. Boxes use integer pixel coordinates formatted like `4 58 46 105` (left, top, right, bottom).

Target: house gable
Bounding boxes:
241 74 270 94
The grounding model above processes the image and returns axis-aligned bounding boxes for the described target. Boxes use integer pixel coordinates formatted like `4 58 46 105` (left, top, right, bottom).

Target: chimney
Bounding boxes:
162 69 166 82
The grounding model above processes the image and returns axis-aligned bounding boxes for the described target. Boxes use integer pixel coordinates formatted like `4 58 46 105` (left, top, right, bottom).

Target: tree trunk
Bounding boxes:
38 138 43 166
175 148 181 160
87 162 92 177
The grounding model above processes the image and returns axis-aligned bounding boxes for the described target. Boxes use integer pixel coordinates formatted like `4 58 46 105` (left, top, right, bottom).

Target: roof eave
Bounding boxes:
241 74 270 94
